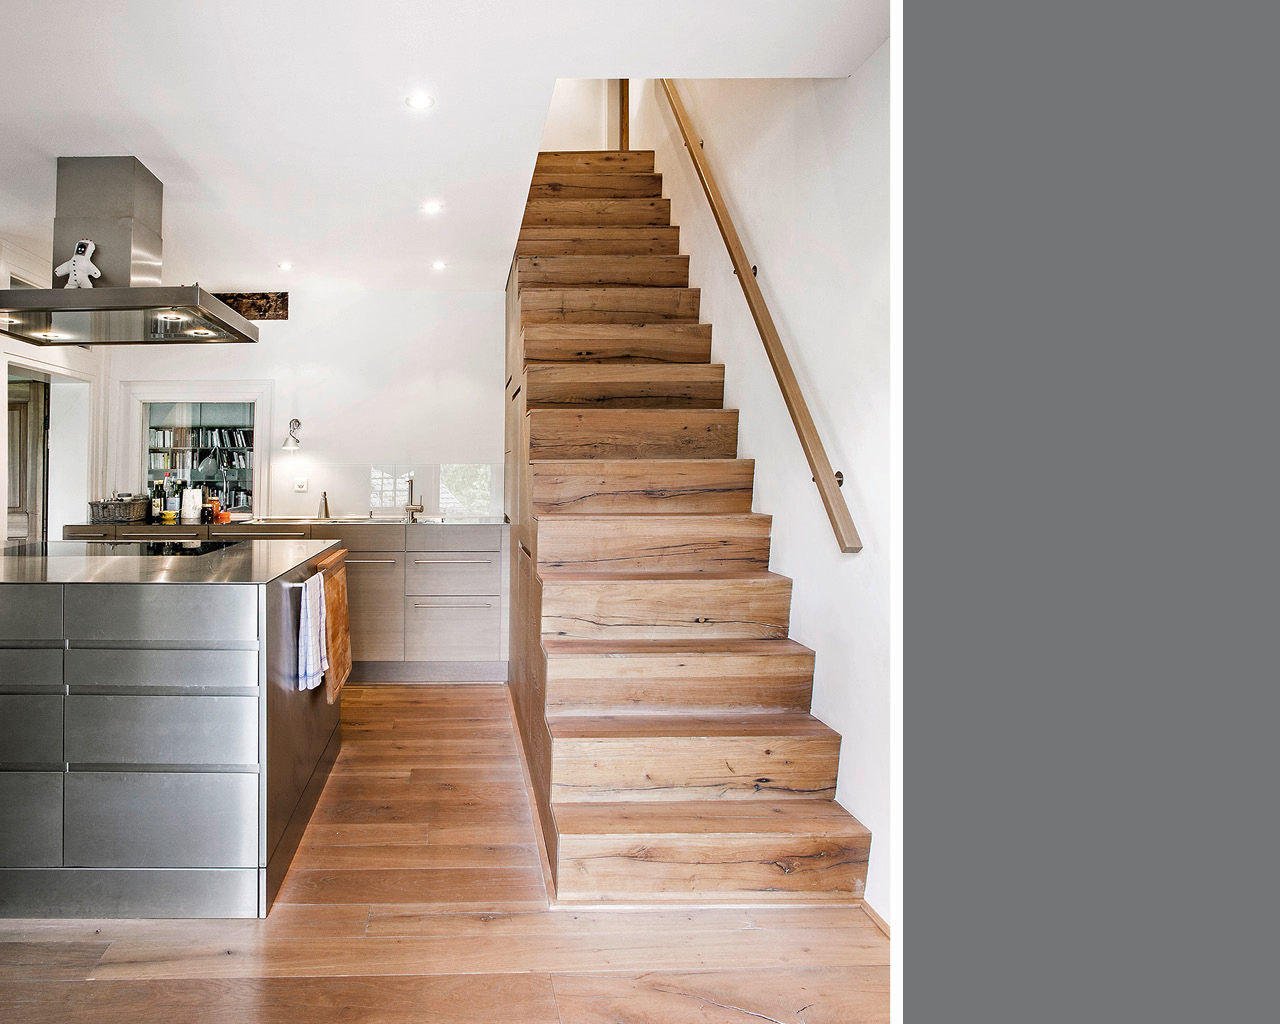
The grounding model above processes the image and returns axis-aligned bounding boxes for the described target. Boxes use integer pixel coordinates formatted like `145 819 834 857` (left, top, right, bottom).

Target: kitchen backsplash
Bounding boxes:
265 461 502 518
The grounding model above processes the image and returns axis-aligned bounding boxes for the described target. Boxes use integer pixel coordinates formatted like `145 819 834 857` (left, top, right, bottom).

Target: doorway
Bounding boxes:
7 377 50 543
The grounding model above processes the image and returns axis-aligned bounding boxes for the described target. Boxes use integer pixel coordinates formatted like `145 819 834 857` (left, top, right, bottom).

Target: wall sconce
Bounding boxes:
282 418 301 451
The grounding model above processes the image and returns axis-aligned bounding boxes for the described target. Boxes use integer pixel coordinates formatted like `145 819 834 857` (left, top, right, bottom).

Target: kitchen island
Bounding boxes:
0 539 344 918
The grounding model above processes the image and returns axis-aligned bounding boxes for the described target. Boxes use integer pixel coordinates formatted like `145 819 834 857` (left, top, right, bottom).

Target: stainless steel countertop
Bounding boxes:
0 539 338 584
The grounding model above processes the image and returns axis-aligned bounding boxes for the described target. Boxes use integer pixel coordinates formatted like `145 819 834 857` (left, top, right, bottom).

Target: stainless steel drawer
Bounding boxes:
406 523 502 551
65 585 259 644
0 586 63 641
64 772 258 868
0 695 63 767
209 524 311 540
66 648 259 694
404 597 500 661
0 648 63 694
65 695 258 768
344 551 406 661
309 523 405 551
115 524 209 541
63 524 117 540
0 773 63 866
405 551 501 596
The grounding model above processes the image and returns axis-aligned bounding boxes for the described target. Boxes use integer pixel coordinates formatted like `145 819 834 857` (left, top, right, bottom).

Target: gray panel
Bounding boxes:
404 597 501 661
344 552 406 661
66 648 258 694
308 523 405 550
65 772 258 867
65 584 258 644
63 524 116 540
0 648 64 693
0 773 63 866
405 551 501 595
209 524 311 540
65 695 258 767
0 695 63 766
0 868 259 918
406 523 502 551
264 572 340 863
0 586 63 641
114 525 208 541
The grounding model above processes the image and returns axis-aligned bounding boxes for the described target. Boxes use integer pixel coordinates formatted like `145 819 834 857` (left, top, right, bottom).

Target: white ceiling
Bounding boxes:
0 0 887 292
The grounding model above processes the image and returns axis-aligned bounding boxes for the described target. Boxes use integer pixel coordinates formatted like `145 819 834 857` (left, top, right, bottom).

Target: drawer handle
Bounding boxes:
414 602 493 609
413 559 492 564
214 530 306 538
121 533 199 539
347 559 398 564
73 532 110 537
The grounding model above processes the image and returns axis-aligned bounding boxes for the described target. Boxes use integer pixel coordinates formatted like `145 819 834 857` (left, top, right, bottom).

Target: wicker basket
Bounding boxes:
89 498 149 524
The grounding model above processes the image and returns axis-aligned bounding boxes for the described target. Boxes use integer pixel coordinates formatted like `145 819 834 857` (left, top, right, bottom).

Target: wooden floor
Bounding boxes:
0 685 888 1023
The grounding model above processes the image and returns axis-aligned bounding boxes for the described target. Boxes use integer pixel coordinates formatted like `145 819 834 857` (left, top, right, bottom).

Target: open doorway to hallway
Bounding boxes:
7 366 92 544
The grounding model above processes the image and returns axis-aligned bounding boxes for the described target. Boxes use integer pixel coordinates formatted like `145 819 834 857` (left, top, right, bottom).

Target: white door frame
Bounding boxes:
115 379 275 516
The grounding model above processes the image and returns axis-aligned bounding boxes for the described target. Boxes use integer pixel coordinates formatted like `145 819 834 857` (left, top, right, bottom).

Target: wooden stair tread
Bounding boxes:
522 198 671 227
524 364 724 410
535 151 656 173
554 800 869 838
548 712 836 740
539 569 787 583
541 636 810 657
521 323 711 364
529 173 662 199
515 227 681 257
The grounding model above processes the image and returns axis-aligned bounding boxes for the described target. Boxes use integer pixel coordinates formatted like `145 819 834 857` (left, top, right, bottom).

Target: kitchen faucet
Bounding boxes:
404 476 424 523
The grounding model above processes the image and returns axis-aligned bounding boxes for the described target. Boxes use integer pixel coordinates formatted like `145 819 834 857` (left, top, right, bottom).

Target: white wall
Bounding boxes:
46 379 92 539
540 79 610 151
631 49 892 920
104 282 505 518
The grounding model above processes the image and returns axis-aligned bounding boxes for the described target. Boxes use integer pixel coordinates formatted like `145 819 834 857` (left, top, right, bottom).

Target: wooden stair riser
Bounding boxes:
522 324 711 364
530 460 754 514
522 199 670 227
524 363 723 408
544 654 814 715
528 410 738 460
554 834 869 901
539 576 792 640
516 255 689 289
535 151 656 174
535 515 771 575
516 227 681 257
549 735 839 802
529 173 663 199
520 287 699 325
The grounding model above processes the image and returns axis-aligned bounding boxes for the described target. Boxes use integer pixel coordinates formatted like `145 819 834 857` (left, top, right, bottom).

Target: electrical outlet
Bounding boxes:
294 478 308 493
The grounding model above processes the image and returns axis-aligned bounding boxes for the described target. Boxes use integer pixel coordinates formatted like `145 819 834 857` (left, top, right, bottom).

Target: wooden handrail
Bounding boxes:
659 79 862 553
618 79 629 149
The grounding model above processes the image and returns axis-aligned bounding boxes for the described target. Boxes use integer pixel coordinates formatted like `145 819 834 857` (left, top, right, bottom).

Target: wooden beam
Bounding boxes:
212 292 289 320
659 79 862 553
619 79 629 150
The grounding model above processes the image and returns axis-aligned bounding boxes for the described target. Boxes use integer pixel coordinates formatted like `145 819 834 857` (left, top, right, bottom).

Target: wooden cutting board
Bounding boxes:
317 548 351 704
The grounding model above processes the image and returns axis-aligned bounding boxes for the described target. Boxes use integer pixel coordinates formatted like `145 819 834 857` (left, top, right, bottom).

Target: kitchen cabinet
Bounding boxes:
406 523 501 551
405 552 502 596
342 552 406 661
115 524 208 542
405 596 501 661
63 524 117 540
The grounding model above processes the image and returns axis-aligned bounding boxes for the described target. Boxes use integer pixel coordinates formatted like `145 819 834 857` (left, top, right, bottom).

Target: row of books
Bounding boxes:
148 427 253 449
148 450 253 471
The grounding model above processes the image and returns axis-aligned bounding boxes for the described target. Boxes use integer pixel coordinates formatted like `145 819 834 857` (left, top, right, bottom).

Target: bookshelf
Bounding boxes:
144 401 255 511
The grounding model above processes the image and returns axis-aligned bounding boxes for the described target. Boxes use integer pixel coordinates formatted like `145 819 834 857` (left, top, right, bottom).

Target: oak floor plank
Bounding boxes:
0 940 110 981
0 974 562 1024
293 843 538 871
552 966 889 1024
276 868 547 906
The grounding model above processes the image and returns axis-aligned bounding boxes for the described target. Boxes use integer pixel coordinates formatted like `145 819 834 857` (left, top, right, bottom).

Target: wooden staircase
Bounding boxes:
506 150 870 904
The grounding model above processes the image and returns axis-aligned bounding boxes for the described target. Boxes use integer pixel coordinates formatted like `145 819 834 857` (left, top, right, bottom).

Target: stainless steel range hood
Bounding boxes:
0 157 258 346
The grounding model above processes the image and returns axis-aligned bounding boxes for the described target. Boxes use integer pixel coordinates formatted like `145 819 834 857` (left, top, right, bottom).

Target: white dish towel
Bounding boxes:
297 572 329 691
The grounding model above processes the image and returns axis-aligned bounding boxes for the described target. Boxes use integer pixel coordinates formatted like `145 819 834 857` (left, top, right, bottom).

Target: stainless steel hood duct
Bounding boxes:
0 157 258 346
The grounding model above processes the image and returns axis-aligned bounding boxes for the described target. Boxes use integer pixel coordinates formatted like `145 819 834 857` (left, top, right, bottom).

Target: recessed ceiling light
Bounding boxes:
0 316 19 325
277 261 292 271
405 92 435 110
421 199 444 215
157 311 186 322
432 260 447 271
37 331 67 339
187 328 216 337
